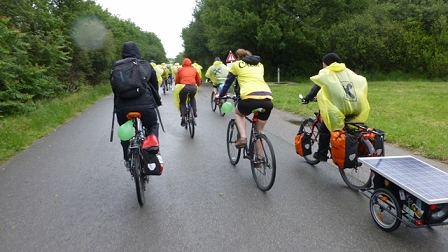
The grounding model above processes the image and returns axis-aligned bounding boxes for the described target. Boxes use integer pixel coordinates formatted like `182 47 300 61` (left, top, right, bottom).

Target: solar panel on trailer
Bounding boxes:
359 156 448 204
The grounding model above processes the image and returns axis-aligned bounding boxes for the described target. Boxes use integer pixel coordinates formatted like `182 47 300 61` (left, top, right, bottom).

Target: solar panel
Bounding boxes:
359 156 448 204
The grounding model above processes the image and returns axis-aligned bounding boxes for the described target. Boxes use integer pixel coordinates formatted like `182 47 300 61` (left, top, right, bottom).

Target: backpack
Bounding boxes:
111 58 146 99
295 131 312 156
330 130 358 168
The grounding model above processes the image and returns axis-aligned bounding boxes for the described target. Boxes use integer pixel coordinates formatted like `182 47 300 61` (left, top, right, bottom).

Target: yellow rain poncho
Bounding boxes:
172 84 199 112
310 63 370 132
150 62 164 86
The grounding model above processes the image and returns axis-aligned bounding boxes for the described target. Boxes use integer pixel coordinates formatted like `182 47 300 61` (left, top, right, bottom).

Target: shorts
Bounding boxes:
236 99 273 121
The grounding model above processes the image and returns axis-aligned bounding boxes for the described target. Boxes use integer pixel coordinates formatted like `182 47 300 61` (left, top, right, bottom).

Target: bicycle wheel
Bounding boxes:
370 188 402 232
339 138 373 189
211 91 217 111
226 119 241 165
301 118 320 165
131 151 145 206
250 134 276 191
188 105 195 138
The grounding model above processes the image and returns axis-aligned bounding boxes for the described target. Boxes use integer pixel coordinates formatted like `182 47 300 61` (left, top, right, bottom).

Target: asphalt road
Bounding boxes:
1 84 448 252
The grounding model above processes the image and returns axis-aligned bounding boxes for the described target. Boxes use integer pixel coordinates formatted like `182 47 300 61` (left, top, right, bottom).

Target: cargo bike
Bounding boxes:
359 156 448 232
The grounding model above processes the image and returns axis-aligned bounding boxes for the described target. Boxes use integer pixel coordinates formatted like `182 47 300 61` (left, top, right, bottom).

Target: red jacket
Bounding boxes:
175 58 201 86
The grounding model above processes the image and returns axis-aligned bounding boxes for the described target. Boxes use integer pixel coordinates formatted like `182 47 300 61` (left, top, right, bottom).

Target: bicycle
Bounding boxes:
210 85 226 116
183 92 195 138
125 111 149 206
224 95 276 191
298 94 385 190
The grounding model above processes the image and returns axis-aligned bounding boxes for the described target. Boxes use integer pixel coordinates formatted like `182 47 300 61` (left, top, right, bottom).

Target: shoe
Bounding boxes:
124 160 131 172
254 156 264 168
180 118 186 126
235 138 247 148
313 152 328 162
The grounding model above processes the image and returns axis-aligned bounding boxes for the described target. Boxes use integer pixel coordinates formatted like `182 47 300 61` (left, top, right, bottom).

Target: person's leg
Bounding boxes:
179 88 188 117
187 85 198 116
317 122 330 161
253 100 273 159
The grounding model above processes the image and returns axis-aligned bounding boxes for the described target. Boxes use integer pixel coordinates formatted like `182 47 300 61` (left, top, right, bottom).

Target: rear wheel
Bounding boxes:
210 91 217 111
226 119 241 165
188 105 195 138
370 188 401 232
301 118 320 165
131 151 145 206
250 134 276 191
339 138 373 190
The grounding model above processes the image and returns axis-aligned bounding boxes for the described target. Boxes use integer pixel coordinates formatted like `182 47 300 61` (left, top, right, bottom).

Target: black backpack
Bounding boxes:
110 58 146 99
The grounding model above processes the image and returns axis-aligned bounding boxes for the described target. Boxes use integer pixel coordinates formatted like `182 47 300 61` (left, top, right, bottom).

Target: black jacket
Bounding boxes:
113 42 161 109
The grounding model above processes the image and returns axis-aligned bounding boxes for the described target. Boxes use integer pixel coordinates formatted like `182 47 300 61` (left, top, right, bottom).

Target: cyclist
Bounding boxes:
150 60 164 86
205 57 230 96
175 58 201 126
171 62 181 83
112 42 162 170
302 53 370 162
160 62 170 88
216 48 273 148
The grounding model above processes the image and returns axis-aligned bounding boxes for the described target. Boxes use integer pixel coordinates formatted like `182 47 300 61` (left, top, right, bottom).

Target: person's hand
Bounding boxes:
301 97 309 104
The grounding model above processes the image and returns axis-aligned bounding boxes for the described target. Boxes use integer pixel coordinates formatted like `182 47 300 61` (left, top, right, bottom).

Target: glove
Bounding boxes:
301 97 309 104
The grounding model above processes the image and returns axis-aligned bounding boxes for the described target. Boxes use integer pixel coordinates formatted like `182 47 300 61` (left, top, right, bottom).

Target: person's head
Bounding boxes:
182 58 192 67
235 48 252 60
322 53 341 68
214 57 221 62
150 59 155 63
121 41 141 59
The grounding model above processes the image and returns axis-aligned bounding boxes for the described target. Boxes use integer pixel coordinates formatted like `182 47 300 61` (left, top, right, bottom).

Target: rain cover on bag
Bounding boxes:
310 63 370 132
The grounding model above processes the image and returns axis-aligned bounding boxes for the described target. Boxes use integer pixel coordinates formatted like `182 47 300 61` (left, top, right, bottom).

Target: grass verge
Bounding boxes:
0 84 112 164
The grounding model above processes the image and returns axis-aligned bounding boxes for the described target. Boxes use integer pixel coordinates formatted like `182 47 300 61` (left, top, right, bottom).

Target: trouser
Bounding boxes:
179 85 198 117
117 105 159 160
318 122 331 159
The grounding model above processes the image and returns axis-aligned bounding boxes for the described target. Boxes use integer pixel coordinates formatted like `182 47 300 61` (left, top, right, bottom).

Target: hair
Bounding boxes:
235 48 252 60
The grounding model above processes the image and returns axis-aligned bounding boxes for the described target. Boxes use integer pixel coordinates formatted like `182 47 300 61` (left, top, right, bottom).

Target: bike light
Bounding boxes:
415 219 423 226
384 179 390 187
430 204 437 211
362 133 370 139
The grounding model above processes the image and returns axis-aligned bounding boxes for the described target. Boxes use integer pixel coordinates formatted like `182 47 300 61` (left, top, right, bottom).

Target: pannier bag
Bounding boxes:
369 128 385 156
330 130 358 168
141 135 163 175
295 131 312 156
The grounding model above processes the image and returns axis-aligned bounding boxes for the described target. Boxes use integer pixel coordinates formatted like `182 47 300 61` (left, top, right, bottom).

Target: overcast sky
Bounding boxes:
94 0 197 58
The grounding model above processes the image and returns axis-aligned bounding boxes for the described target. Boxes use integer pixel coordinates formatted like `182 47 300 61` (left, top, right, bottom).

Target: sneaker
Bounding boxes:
235 138 247 148
313 152 328 162
124 160 131 172
180 118 186 126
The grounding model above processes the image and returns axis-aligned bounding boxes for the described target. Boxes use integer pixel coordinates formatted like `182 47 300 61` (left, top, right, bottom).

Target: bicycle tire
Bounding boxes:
301 118 320 165
131 151 145 206
250 134 276 191
370 188 402 232
226 119 241 165
211 91 217 111
339 138 373 190
188 105 195 138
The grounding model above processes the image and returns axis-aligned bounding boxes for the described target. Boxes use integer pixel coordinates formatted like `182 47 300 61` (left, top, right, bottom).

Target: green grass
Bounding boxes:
269 81 448 163
0 84 112 164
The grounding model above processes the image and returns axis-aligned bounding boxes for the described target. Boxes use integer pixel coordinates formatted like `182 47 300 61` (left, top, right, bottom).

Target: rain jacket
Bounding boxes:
310 62 370 132
112 42 160 109
205 61 230 86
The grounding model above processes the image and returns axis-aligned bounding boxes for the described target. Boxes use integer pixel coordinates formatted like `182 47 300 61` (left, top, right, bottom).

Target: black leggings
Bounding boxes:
179 85 198 116
117 105 159 160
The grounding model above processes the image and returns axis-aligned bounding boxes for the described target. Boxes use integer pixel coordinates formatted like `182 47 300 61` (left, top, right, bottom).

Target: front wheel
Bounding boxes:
370 188 402 232
250 134 276 191
226 119 241 165
131 151 145 206
210 91 217 112
301 118 320 165
339 138 373 190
